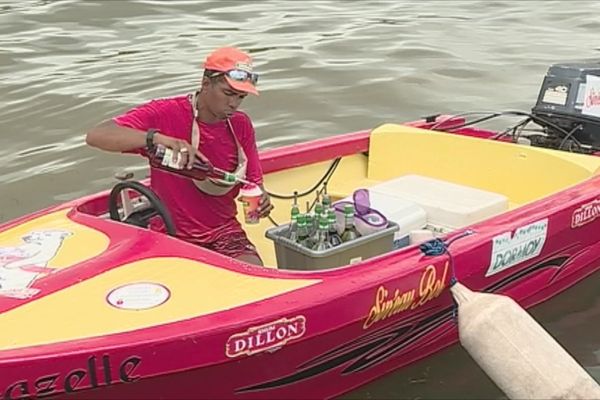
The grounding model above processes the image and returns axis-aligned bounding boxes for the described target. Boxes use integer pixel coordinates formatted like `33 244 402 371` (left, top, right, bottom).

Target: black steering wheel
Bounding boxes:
108 180 177 236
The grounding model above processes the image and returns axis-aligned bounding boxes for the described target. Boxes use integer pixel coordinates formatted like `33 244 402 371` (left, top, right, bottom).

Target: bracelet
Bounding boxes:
146 129 158 150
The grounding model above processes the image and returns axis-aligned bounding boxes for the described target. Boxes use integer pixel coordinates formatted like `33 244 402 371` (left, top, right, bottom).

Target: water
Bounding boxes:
1 0 599 398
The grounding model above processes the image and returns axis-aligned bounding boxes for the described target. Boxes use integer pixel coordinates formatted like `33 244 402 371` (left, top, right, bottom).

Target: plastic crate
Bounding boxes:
265 222 399 271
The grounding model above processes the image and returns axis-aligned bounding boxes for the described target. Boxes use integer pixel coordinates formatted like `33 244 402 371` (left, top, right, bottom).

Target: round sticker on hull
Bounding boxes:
107 282 170 310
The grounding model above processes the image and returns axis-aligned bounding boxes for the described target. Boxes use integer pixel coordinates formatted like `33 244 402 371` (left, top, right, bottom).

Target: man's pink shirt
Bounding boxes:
113 95 263 243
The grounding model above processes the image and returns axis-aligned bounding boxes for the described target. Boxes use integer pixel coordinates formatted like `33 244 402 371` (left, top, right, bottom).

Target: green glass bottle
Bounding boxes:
312 216 332 251
314 202 324 217
305 213 314 238
296 214 311 248
341 204 361 242
313 200 323 228
287 207 300 242
321 186 332 214
287 193 300 241
327 210 343 247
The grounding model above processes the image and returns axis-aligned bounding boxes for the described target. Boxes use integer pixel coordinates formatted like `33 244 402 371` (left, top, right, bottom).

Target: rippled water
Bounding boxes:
1 0 599 398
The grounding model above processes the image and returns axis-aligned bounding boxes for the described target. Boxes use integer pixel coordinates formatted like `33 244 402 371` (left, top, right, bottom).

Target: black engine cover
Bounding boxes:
532 62 600 149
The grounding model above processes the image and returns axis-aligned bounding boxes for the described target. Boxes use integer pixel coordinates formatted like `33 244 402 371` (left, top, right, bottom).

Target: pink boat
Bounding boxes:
2 62 600 399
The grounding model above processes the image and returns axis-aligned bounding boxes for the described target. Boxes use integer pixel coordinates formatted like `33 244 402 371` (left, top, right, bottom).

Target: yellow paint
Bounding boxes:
0 257 319 351
367 124 600 205
0 209 109 269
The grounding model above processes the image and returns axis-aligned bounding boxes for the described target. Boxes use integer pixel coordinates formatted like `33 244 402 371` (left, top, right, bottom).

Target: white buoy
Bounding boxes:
451 281 600 400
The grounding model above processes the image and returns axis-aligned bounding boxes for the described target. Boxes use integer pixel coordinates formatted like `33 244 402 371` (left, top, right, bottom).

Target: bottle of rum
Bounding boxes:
148 144 237 183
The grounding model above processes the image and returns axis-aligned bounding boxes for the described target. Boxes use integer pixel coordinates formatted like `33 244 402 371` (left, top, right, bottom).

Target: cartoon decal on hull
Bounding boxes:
0 230 71 299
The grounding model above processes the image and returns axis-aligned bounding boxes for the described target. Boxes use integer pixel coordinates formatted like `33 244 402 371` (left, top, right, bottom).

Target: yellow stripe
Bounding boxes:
0 258 318 351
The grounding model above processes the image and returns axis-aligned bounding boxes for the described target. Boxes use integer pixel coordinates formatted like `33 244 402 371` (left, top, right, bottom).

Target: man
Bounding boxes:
86 47 272 265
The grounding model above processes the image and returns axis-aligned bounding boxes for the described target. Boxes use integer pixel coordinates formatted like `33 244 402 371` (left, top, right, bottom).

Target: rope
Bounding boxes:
267 215 279 227
419 238 458 287
419 229 474 322
430 110 587 151
266 158 341 200
264 157 342 227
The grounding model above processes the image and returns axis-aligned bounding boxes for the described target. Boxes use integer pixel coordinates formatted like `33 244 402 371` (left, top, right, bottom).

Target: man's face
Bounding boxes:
203 77 248 120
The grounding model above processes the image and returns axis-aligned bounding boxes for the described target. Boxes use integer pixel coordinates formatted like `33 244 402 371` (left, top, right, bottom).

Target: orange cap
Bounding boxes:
203 47 258 95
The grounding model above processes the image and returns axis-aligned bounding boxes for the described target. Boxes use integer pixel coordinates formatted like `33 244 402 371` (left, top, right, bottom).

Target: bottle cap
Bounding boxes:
224 173 237 183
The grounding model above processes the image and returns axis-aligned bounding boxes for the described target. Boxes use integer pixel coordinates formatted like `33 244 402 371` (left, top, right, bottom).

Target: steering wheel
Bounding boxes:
108 180 177 236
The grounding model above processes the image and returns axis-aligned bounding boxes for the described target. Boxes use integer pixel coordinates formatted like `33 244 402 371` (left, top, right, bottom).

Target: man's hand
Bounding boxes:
258 185 274 218
153 132 209 169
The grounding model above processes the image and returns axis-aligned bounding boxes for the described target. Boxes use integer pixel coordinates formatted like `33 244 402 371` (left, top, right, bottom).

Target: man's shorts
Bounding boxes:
150 217 261 261
200 230 261 260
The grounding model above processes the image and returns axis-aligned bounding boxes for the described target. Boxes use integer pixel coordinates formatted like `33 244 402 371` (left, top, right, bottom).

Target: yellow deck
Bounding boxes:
0 210 319 351
0 255 318 351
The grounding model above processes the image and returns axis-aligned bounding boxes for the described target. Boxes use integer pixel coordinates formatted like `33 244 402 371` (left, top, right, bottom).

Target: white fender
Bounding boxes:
451 282 600 400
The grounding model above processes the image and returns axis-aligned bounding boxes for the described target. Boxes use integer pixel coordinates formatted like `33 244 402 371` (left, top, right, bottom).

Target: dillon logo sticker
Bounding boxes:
226 316 306 358
486 219 548 277
571 199 600 228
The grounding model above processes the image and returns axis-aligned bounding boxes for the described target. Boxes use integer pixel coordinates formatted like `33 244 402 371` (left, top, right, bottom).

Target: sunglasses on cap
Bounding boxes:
208 69 259 85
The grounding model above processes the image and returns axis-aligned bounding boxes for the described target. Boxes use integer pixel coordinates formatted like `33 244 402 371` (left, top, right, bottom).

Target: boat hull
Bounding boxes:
2 123 600 399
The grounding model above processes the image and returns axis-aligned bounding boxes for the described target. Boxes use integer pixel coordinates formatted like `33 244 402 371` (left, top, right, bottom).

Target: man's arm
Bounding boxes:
86 120 147 152
86 120 208 168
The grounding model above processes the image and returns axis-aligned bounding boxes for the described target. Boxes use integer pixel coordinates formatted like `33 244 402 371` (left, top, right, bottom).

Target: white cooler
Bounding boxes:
368 175 509 230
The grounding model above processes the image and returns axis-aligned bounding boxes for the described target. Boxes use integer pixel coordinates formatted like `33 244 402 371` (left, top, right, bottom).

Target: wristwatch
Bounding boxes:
146 128 159 150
